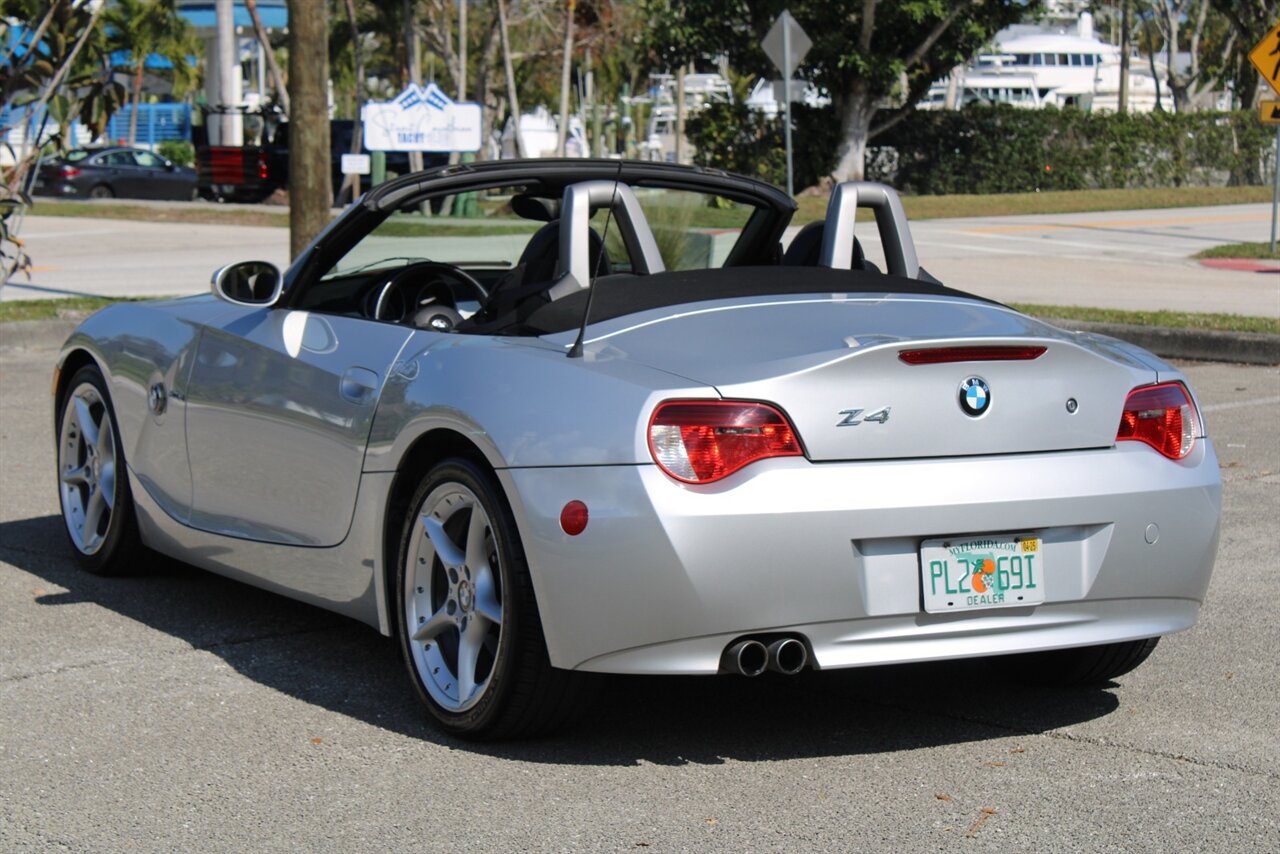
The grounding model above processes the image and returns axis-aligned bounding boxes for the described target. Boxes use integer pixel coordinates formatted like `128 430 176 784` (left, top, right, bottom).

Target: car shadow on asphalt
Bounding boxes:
5 513 1121 765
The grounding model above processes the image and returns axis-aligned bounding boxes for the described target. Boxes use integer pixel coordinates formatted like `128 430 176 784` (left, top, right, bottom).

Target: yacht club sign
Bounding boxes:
362 83 482 152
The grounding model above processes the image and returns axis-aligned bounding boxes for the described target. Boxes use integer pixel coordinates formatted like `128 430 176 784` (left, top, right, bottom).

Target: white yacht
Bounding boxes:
497 105 589 159
925 12 1169 112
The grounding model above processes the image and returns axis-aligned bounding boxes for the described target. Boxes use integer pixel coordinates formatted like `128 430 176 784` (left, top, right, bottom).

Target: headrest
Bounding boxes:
511 194 559 222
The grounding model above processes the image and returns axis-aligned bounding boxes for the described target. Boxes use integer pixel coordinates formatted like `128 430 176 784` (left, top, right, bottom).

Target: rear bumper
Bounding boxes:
502 440 1221 674
32 181 83 197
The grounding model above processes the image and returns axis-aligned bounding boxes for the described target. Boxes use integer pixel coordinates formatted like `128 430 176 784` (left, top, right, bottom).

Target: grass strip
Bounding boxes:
1193 241 1280 260
28 200 291 228
0 296 154 323
1012 303 1280 335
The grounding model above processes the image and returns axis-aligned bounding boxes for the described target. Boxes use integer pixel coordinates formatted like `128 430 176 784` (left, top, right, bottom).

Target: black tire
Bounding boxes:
55 365 145 575
990 638 1160 686
395 457 592 739
87 184 114 200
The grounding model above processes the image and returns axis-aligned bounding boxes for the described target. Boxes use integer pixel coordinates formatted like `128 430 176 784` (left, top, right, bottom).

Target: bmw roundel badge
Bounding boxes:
958 376 990 417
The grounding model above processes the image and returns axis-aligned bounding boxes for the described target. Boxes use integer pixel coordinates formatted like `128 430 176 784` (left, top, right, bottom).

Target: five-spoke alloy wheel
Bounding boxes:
396 458 588 739
404 478 506 713
56 365 142 574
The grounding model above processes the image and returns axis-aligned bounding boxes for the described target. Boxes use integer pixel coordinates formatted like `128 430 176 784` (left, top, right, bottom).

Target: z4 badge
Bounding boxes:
836 407 890 427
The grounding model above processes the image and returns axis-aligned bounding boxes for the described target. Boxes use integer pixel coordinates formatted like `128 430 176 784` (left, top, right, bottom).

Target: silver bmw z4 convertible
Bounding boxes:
53 161 1221 738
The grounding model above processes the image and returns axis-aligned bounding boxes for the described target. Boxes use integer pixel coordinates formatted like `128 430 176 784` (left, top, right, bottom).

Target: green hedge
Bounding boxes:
687 103 1272 195
873 106 1271 193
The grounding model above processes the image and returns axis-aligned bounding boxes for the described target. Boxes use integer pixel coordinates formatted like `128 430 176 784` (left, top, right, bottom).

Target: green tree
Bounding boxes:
1210 0 1280 108
103 0 199 145
1 0 124 286
642 0 1034 181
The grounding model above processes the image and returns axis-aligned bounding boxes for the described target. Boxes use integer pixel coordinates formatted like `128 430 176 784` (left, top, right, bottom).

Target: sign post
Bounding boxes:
762 10 811 198
1248 22 1280 253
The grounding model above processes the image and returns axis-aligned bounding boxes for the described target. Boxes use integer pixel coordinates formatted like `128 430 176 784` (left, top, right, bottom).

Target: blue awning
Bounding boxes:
110 50 199 71
177 0 288 30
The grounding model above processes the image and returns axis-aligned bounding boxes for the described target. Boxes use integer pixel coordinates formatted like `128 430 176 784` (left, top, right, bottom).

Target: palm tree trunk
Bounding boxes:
405 0 423 173
555 0 574 156
496 0 524 157
128 63 144 145
286 0 331 258
245 0 290 115
340 0 364 200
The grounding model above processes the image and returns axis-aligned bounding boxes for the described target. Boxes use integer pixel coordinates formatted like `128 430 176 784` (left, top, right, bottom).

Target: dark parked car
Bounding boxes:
34 146 198 201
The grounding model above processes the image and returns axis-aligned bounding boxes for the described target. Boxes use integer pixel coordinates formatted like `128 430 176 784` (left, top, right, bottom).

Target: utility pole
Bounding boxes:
215 0 243 144
1118 0 1131 113
674 66 686 165
458 0 467 101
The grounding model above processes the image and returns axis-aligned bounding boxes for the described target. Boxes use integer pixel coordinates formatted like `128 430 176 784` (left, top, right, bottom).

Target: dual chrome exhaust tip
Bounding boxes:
724 637 809 677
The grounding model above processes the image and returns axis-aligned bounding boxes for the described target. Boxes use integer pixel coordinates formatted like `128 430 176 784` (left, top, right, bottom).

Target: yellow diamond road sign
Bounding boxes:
1262 100 1280 125
1250 22 1280 97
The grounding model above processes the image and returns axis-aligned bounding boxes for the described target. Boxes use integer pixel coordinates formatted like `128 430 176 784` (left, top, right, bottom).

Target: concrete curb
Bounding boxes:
0 318 80 353
3 316 1279 365
1036 317 1280 366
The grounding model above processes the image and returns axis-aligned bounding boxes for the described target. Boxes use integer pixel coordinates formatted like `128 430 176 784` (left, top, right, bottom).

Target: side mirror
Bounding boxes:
212 261 283 306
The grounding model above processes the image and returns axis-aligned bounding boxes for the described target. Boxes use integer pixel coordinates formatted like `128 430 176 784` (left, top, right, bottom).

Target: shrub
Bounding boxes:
157 140 196 167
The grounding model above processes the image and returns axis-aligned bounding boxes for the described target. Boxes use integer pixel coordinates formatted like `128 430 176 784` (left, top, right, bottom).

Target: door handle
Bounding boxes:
339 367 379 404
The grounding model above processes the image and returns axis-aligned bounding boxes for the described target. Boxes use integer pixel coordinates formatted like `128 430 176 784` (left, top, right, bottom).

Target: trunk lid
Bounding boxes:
576 294 1157 461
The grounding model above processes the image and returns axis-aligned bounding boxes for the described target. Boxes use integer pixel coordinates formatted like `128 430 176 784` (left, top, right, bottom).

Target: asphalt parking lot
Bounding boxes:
1 334 1277 851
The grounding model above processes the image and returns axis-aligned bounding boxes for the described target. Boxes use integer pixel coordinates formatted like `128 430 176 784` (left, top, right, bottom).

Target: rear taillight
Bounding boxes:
257 154 269 180
649 400 802 483
1117 382 1198 460
58 165 82 178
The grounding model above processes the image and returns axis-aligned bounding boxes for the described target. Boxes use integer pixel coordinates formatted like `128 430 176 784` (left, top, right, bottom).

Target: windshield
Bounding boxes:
324 185 760 281
323 191 538 280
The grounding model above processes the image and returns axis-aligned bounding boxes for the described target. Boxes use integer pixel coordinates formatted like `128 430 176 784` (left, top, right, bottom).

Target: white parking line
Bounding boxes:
1203 395 1280 413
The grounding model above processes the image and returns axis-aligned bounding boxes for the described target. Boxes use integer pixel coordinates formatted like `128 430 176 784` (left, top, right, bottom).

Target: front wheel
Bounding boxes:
990 638 1160 686
395 458 591 739
56 365 144 574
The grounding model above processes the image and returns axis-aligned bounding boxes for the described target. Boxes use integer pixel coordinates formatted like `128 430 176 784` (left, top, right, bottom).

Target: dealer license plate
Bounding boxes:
920 533 1045 613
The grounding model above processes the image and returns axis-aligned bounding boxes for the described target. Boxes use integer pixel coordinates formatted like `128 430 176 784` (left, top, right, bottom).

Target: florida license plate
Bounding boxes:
920 533 1045 613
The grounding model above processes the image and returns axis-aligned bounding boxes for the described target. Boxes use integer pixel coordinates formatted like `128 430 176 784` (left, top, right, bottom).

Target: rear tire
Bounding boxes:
395 457 592 739
55 365 145 575
990 638 1160 686
87 184 114 200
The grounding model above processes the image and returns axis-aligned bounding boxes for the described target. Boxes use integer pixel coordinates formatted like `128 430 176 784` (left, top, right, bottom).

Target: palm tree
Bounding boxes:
104 0 198 145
